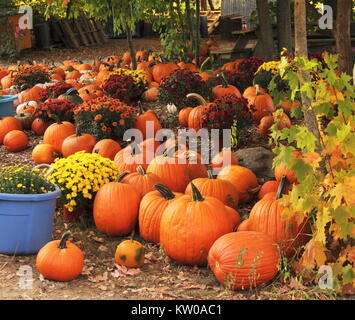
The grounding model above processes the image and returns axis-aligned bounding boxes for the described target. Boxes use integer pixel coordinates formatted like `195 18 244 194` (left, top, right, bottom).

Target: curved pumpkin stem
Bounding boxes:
58 231 71 249
255 84 261 96
136 165 146 176
191 182 204 202
207 170 215 179
154 183 175 200
219 71 229 88
199 56 211 73
276 175 288 200
186 93 207 106
65 87 78 96
117 171 130 182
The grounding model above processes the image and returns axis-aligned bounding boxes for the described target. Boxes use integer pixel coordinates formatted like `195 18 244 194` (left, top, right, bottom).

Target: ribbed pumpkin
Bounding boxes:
114 144 148 173
61 129 96 158
211 149 238 173
185 170 239 209
18 86 43 103
274 161 299 185
240 177 310 257
247 88 275 123
134 105 162 140
224 206 241 231
242 84 266 101
119 166 161 197
208 231 279 290
160 183 235 266
93 175 141 236
115 239 145 268
217 165 259 203
92 139 121 160
0 117 22 144
36 232 84 282
144 87 159 101
146 148 190 193
258 180 279 199
32 144 57 164
3 130 28 152
31 118 51 136
43 121 76 154
174 149 208 180
178 107 193 127
139 184 183 244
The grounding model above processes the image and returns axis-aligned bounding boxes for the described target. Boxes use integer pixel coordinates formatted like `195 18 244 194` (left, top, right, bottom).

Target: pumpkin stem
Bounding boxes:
163 145 177 158
137 101 144 115
191 182 204 202
199 56 211 73
207 170 215 179
219 71 229 88
136 165 146 176
186 93 207 106
276 175 288 200
130 229 135 241
58 231 71 249
65 87 77 96
117 171 130 182
154 183 175 200
131 143 142 155
255 84 261 96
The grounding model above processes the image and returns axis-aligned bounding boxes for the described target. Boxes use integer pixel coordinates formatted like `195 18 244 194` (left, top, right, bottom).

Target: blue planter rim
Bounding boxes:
0 95 17 103
0 185 61 201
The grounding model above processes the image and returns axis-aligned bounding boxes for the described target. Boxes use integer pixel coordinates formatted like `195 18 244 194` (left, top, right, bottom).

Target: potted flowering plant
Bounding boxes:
47 151 120 222
74 96 137 141
33 98 76 124
0 164 60 255
13 65 50 90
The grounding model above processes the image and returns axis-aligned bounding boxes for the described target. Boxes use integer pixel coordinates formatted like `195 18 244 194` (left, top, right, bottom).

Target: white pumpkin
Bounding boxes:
16 101 38 115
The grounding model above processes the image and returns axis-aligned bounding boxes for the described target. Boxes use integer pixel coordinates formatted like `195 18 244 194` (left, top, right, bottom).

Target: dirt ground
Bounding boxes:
0 39 343 300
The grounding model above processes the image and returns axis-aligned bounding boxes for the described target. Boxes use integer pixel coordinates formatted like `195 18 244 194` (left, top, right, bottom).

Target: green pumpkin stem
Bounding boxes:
136 166 146 175
163 145 177 158
276 175 288 200
207 170 215 179
191 182 204 202
65 87 77 96
58 231 71 249
117 171 130 182
220 71 229 88
154 183 175 200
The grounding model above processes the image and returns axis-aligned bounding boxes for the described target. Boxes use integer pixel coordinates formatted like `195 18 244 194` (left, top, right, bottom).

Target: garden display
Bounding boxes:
0 0 353 303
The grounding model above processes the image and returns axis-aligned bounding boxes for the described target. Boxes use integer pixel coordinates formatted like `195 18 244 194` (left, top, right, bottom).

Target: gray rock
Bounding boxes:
234 147 275 179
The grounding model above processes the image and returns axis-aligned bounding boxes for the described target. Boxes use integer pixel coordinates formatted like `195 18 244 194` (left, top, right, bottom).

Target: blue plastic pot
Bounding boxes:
0 186 61 255
0 95 17 117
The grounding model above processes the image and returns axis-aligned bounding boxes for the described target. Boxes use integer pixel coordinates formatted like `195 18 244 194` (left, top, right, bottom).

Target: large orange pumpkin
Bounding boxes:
217 165 259 203
114 144 148 173
208 231 279 290
212 73 241 100
174 149 208 181
134 106 162 140
186 93 210 131
210 149 238 173
152 62 179 83
178 107 193 127
248 89 275 123
160 183 235 266
243 84 266 101
93 177 141 236
31 118 51 136
36 232 84 282
32 144 57 164
61 131 96 158
139 184 183 244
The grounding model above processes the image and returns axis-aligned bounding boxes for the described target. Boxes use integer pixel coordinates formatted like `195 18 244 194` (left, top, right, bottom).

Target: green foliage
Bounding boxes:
269 53 355 295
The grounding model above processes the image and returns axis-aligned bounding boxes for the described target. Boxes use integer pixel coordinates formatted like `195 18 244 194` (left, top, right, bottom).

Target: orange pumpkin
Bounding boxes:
152 62 179 83
144 87 159 101
61 131 96 158
208 231 279 290
93 177 141 236
36 232 84 282
243 84 266 101
3 130 28 152
178 107 193 127
212 73 241 100
211 149 238 173
31 118 51 136
0 117 22 144
134 106 162 140
92 139 121 160
43 121 76 154
174 149 208 180
32 144 57 164
217 165 259 203
114 144 149 173
115 239 145 268
247 88 275 123
139 184 183 244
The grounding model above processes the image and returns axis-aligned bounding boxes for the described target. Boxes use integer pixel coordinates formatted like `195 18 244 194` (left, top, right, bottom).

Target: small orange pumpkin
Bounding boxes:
115 239 145 268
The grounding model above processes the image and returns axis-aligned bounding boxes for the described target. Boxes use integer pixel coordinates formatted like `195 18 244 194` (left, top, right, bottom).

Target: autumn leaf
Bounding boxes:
300 239 327 269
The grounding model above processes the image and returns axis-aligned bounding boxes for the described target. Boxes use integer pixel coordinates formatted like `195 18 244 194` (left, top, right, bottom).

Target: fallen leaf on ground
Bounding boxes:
88 272 108 283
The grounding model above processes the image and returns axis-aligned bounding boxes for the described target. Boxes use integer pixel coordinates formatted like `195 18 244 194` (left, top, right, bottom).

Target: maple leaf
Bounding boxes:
330 176 355 206
300 239 327 269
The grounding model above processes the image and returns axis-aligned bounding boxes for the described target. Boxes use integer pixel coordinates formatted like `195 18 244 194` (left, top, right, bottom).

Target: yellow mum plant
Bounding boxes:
47 151 120 213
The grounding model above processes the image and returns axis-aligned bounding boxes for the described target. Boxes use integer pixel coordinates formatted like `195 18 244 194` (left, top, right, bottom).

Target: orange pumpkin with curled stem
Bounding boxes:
139 183 183 244
186 93 210 131
212 72 241 100
115 239 145 268
36 231 84 282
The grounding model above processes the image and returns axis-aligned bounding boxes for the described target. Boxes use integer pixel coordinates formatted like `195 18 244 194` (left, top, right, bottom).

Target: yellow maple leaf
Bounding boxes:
300 239 327 268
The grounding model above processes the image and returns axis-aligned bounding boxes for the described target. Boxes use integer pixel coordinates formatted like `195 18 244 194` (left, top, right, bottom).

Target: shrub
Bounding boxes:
13 65 50 90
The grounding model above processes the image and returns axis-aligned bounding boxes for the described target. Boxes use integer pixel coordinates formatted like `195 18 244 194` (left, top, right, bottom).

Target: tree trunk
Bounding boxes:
185 0 194 42
276 0 292 53
208 0 215 11
194 0 201 66
335 0 352 75
126 23 137 70
256 0 275 60
294 0 324 159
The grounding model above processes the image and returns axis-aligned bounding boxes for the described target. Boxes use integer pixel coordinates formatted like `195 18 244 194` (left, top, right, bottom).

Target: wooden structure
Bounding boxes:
50 17 107 49
200 10 222 35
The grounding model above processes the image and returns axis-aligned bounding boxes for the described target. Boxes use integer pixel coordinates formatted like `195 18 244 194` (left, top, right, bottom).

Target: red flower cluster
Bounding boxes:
33 99 75 124
13 65 50 90
237 57 264 78
39 82 73 101
102 74 143 104
201 94 252 130
159 69 210 109
210 70 252 93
